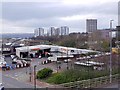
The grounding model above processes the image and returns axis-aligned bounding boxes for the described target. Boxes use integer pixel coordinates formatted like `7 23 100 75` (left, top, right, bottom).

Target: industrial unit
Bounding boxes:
16 45 98 59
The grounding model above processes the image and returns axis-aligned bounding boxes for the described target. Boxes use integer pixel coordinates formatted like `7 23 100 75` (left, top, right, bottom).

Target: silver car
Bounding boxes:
0 83 4 90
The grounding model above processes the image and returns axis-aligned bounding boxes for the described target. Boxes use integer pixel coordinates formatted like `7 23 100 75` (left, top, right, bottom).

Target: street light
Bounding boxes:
34 65 37 90
29 64 32 82
67 47 69 70
109 20 114 83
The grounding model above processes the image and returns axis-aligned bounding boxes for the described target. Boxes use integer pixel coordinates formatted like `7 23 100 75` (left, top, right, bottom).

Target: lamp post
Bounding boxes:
109 20 114 83
26 44 31 82
34 65 37 90
29 63 32 82
56 49 58 73
67 47 69 70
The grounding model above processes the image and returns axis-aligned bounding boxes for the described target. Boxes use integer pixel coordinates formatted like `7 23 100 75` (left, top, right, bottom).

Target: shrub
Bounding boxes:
47 73 67 84
46 68 119 84
37 68 53 79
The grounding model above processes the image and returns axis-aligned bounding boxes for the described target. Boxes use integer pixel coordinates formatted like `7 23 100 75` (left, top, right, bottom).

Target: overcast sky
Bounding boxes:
0 0 119 33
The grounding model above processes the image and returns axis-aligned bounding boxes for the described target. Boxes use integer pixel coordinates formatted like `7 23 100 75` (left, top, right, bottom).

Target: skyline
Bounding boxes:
0 0 119 33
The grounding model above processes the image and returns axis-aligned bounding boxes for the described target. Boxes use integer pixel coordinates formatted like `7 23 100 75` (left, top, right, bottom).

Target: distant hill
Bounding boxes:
0 33 34 38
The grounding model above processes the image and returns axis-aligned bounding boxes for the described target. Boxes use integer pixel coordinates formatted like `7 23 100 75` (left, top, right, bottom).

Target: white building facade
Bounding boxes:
48 27 56 36
60 26 69 35
34 28 44 37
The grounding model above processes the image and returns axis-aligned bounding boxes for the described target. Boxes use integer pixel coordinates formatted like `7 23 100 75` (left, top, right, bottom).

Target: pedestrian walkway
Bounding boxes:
4 71 29 82
28 74 56 88
16 73 29 82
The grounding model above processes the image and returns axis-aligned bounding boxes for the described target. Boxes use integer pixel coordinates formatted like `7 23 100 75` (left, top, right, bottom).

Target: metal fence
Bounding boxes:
60 74 119 88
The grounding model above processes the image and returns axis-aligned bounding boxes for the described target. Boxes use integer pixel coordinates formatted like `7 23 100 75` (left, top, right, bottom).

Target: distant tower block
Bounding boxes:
86 19 97 33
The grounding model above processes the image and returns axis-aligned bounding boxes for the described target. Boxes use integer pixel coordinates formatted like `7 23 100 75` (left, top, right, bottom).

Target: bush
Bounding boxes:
46 68 119 84
47 73 66 84
37 68 53 79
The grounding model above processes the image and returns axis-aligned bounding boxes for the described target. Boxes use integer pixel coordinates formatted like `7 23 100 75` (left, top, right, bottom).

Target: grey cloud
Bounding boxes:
1 1 118 33
2 2 117 21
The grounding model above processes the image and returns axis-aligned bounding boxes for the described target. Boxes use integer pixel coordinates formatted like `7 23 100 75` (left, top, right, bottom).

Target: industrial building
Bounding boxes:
15 45 98 60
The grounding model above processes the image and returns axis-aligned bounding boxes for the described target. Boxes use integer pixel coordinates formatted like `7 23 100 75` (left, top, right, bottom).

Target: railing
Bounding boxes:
60 74 119 88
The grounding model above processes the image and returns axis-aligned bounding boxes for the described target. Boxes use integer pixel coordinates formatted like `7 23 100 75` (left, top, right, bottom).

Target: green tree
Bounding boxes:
101 40 110 52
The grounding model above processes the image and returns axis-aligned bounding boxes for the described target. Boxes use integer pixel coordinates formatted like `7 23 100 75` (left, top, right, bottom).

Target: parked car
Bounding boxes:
105 52 111 55
3 64 11 70
56 61 62 64
0 61 7 66
21 60 28 67
38 55 41 59
64 59 71 63
16 60 24 68
0 83 4 90
11 55 16 59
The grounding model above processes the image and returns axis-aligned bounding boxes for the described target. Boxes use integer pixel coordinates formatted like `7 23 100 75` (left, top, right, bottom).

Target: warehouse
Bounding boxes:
16 45 51 58
16 45 98 58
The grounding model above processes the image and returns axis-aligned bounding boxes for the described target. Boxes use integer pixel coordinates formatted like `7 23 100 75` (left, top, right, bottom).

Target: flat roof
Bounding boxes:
16 45 50 52
16 44 98 53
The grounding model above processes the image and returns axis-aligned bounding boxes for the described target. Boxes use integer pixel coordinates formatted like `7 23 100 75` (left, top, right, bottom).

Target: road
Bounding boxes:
2 73 33 88
1 57 60 88
2 56 119 89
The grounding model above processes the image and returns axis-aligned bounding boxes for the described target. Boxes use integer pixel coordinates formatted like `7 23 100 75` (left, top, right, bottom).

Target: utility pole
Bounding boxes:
26 39 32 82
67 48 69 70
29 65 31 82
56 49 58 73
109 20 114 83
34 65 37 90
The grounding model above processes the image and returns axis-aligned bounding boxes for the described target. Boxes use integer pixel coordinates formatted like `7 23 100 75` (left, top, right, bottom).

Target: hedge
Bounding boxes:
46 69 119 84
37 68 53 79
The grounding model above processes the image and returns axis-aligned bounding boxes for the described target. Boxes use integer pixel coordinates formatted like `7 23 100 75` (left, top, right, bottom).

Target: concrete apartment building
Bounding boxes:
34 28 44 37
35 26 69 37
60 26 69 35
55 28 60 36
86 19 97 50
48 26 69 36
49 27 56 36
86 19 97 33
